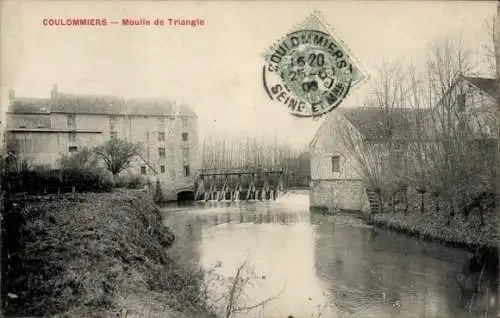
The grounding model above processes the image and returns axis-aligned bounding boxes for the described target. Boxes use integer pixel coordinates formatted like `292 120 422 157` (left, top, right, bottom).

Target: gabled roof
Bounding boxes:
434 75 497 109
463 76 497 99
8 91 197 117
309 106 434 148
308 111 334 148
309 76 497 148
337 107 432 140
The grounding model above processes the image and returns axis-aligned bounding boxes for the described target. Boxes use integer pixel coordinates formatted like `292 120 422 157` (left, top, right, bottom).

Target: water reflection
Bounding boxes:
163 195 498 318
311 212 470 317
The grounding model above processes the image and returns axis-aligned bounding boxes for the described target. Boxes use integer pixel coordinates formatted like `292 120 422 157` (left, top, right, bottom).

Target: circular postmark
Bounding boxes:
263 29 354 118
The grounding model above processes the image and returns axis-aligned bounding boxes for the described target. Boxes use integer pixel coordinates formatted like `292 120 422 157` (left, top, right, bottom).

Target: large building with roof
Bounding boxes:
5 84 200 200
308 76 498 212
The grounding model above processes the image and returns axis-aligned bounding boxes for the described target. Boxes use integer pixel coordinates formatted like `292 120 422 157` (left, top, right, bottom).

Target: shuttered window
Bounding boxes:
332 156 340 173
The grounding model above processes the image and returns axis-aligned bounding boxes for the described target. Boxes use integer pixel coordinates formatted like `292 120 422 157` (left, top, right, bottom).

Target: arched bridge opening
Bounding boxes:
177 190 195 203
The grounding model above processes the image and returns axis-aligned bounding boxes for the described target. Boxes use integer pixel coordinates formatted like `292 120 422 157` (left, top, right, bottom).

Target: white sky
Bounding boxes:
0 1 495 146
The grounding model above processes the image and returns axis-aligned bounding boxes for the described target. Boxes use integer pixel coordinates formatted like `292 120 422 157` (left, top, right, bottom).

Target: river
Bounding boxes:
162 192 499 318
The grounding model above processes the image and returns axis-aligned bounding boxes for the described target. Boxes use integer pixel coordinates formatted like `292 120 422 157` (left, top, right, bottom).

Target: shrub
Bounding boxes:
57 149 113 192
3 167 113 195
58 147 100 172
60 168 113 193
115 174 146 189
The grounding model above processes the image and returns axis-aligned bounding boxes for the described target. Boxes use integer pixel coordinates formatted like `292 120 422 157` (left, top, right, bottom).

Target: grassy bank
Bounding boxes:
366 191 499 254
3 189 216 317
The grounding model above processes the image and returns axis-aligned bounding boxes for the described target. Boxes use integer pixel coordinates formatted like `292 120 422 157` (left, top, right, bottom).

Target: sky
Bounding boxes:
0 1 496 147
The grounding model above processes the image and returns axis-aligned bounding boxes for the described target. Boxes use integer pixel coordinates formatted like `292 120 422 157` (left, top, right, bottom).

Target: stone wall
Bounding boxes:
309 179 370 213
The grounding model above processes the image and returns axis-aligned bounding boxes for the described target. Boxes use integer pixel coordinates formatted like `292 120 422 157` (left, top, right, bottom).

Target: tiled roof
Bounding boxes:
52 93 126 114
126 98 196 117
8 98 51 114
337 107 434 140
8 92 197 117
463 76 498 98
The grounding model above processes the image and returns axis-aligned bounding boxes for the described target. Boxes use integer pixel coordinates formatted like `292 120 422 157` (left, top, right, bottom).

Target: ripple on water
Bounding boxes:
162 195 498 318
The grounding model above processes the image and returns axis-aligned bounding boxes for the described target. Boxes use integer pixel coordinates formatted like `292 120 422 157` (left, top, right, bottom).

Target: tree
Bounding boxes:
495 1 500 217
58 147 100 172
3 137 28 173
93 138 142 179
495 3 500 79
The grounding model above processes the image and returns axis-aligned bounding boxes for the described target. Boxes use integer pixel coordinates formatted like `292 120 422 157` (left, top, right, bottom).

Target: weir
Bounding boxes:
194 168 285 202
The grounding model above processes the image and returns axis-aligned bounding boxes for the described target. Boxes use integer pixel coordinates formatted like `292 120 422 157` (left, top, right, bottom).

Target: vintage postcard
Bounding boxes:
0 1 499 317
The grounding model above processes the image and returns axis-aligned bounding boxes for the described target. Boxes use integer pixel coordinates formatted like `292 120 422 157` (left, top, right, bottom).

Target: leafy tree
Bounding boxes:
93 138 142 178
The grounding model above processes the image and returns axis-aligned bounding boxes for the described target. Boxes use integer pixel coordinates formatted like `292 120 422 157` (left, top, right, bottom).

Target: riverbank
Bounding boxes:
314 193 498 257
3 189 216 317
364 193 499 258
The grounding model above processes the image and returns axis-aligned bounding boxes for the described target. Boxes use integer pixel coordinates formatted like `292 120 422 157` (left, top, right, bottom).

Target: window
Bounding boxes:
332 156 341 173
158 117 165 130
67 114 76 129
37 124 45 128
18 125 27 129
110 131 118 139
69 132 77 143
182 147 189 160
69 146 78 153
140 166 147 175
158 131 165 142
158 147 166 157
181 117 188 127
160 165 166 173
183 165 190 177
109 115 117 132
457 93 466 112
182 132 189 142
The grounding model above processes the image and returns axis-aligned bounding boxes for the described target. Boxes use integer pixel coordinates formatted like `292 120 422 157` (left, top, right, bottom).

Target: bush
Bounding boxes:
115 174 146 189
3 168 113 194
61 168 113 192
58 147 100 172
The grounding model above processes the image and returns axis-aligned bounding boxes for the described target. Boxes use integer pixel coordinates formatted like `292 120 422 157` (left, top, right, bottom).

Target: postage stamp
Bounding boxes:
262 11 368 118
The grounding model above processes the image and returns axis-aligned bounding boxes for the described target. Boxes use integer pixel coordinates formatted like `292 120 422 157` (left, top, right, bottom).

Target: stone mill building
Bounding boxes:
5 85 200 200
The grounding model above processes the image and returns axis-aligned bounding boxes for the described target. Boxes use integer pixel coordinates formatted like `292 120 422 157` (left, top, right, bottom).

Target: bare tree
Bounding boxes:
495 1 500 217
200 133 301 172
407 35 495 222
338 124 390 213
338 60 414 213
495 3 500 78
339 33 497 221
93 138 142 179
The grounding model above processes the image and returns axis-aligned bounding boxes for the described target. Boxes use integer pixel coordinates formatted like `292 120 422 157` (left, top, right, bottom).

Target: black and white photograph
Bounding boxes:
0 1 499 317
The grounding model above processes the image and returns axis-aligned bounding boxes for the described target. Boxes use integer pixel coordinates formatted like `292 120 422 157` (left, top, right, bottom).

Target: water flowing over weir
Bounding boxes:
194 168 285 202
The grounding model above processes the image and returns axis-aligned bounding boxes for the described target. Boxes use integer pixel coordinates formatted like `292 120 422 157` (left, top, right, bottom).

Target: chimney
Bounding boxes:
8 88 15 100
50 84 58 100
